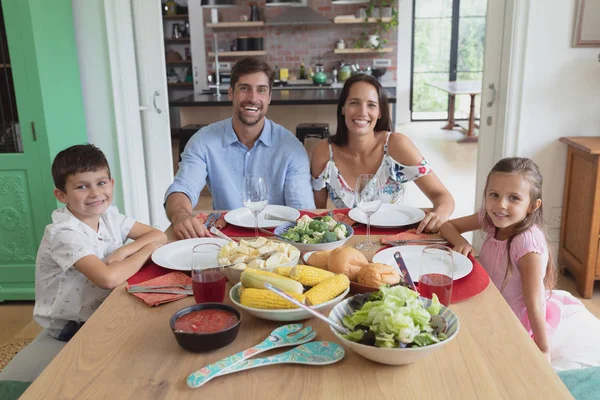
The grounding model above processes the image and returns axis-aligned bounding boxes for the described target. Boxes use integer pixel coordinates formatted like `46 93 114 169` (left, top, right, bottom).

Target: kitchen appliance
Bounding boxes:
312 62 327 84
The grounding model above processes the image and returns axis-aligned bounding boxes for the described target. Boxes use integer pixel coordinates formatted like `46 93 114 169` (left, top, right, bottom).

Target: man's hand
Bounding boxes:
172 212 212 239
416 211 447 234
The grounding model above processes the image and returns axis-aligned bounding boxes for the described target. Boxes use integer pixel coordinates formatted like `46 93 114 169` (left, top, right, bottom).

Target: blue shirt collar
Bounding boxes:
223 117 272 148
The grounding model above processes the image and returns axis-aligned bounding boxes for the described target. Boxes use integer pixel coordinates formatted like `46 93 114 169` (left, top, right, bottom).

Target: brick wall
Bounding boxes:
204 1 398 80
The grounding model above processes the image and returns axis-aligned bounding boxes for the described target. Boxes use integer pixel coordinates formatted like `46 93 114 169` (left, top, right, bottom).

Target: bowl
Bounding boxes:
220 241 301 285
169 303 241 352
273 222 354 253
329 296 459 365
229 282 350 322
371 67 387 79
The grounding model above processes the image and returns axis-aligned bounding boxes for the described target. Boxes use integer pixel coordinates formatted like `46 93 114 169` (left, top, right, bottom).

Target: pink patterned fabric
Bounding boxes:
477 208 582 336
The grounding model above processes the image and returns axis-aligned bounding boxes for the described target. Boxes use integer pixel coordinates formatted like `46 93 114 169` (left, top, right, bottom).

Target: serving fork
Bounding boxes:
263 214 298 224
382 238 448 246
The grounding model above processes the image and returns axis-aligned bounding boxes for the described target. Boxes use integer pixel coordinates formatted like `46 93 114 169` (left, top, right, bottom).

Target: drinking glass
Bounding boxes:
243 175 268 237
355 174 382 252
418 245 454 306
191 243 227 303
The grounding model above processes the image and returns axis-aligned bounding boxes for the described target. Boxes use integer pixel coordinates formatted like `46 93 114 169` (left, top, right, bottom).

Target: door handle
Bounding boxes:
486 83 497 108
152 91 162 114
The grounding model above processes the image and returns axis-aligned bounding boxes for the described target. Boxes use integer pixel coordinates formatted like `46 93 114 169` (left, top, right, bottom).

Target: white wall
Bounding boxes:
395 0 413 125
514 0 600 250
72 0 125 211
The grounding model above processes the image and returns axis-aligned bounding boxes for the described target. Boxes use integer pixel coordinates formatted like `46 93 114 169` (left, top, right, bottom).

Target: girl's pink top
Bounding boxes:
477 209 580 336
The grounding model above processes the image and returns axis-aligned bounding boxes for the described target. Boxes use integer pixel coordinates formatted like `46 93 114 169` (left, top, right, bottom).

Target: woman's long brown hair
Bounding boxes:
483 157 557 292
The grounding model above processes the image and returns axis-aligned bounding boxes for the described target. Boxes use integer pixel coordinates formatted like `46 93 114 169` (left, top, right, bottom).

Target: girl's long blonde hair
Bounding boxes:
483 157 557 292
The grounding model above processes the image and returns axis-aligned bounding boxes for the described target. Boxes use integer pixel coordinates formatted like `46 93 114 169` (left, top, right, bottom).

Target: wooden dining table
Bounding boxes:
20 214 572 399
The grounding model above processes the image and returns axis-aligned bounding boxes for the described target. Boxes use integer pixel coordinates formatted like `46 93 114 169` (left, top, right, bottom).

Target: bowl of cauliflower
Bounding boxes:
273 215 354 254
217 237 300 284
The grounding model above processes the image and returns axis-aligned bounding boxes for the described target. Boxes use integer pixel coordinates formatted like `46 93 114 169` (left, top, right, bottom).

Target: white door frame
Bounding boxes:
472 0 529 248
104 0 150 224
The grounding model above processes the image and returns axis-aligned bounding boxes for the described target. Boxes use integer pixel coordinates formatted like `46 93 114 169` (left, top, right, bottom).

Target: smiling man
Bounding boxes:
165 58 315 239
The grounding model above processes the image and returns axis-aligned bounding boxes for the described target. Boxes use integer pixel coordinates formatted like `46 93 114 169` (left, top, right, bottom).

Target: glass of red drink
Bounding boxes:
191 243 227 303
418 245 454 306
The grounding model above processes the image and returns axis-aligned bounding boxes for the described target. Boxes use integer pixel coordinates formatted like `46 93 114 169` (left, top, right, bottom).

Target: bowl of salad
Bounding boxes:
273 215 354 253
329 285 459 365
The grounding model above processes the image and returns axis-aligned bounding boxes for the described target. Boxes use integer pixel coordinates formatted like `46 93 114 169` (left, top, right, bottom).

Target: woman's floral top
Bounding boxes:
311 132 431 208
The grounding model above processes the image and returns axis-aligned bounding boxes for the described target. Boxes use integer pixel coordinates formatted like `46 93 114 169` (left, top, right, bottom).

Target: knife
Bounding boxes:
393 251 418 293
128 284 192 291
127 288 193 295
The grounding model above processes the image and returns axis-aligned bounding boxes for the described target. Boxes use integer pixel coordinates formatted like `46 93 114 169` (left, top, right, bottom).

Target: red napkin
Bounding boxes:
126 270 192 307
195 213 227 229
380 228 443 243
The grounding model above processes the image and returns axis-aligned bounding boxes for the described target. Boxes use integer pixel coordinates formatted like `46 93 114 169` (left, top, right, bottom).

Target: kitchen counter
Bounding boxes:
170 88 396 107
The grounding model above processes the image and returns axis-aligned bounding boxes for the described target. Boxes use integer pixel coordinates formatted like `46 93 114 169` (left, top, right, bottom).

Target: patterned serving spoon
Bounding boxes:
213 341 344 379
186 324 316 389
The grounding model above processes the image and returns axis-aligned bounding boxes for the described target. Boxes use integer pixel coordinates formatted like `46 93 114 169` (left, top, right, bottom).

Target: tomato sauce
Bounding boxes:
174 309 238 333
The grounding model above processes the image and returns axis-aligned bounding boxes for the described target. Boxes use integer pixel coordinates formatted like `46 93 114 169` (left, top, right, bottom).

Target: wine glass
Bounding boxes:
418 245 454 306
355 174 382 252
243 175 268 237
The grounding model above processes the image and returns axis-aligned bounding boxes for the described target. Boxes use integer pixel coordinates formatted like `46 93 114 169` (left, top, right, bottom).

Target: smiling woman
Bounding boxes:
310 74 455 234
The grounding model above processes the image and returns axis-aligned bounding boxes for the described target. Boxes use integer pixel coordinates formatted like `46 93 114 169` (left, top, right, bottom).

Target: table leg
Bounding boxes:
441 94 460 130
458 94 478 143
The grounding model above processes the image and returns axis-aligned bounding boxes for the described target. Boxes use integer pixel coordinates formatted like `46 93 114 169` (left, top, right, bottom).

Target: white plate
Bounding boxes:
348 204 426 228
151 238 230 271
372 245 473 281
224 205 301 229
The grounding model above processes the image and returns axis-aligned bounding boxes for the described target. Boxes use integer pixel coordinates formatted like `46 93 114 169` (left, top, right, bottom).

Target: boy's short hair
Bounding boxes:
52 144 111 192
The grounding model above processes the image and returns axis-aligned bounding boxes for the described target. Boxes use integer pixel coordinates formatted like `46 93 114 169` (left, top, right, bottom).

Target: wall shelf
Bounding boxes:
333 17 393 24
334 48 393 54
208 51 267 57
164 38 191 44
163 14 188 20
206 21 265 28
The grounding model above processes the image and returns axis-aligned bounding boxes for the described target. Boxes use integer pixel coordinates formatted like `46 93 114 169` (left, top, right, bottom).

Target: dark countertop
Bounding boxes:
170 88 397 107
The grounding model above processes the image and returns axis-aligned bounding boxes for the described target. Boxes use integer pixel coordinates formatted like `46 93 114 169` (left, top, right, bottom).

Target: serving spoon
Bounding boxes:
264 214 298 224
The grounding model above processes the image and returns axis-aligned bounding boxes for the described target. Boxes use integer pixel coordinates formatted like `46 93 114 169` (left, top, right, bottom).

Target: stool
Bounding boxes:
179 124 206 161
295 123 330 143
296 123 329 161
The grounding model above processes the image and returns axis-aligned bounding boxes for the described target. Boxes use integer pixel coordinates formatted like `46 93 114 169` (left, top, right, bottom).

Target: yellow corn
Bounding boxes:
289 265 335 286
240 288 305 309
273 266 293 277
305 274 349 306
241 268 304 294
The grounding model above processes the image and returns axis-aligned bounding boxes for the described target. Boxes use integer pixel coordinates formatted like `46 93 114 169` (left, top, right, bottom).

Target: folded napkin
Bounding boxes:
126 271 192 307
380 228 443 243
195 212 227 229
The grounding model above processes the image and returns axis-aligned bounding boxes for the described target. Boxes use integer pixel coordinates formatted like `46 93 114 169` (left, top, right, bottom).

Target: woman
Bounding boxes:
311 74 454 233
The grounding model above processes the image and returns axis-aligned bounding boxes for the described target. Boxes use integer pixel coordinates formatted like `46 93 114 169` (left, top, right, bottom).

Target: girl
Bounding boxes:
440 157 600 371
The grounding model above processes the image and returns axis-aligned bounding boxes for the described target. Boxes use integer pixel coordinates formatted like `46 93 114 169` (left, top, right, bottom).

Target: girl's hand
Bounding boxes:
454 243 475 257
543 350 551 364
416 211 448 234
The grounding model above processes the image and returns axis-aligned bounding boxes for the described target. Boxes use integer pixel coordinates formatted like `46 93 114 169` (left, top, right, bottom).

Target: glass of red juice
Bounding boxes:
417 245 454 306
191 243 227 303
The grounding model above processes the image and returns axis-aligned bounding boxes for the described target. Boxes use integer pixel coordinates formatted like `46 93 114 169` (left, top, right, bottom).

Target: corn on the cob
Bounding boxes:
240 288 305 309
289 265 335 286
273 266 293 277
240 268 304 294
305 274 349 306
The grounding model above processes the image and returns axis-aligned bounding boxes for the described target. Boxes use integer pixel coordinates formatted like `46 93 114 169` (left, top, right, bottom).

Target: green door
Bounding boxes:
0 0 87 301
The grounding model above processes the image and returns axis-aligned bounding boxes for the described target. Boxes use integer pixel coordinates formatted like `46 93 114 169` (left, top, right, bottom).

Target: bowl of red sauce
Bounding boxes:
169 303 241 352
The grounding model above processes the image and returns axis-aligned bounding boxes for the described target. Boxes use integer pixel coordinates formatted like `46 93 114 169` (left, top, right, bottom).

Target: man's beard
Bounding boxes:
236 103 264 126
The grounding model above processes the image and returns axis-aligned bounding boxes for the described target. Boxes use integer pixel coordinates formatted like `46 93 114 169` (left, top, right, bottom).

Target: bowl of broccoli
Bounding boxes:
273 215 354 253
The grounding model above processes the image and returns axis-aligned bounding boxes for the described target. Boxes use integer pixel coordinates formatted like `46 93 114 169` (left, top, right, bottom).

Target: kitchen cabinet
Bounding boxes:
558 136 600 298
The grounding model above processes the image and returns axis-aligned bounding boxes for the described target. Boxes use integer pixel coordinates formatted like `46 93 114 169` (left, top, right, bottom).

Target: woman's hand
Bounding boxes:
416 211 448 234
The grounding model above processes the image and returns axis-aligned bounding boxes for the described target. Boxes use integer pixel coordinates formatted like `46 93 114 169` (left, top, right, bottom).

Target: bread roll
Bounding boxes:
357 263 401 287
306 250 331 270
327 247 368 281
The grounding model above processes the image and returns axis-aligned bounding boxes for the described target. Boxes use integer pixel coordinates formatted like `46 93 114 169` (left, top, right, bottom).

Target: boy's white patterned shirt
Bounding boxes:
34 206 135 338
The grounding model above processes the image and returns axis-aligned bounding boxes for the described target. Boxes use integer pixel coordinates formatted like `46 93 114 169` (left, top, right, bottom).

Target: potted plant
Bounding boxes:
354 0 399 50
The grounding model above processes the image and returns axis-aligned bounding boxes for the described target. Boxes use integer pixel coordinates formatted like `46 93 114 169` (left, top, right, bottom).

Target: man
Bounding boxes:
165 57 315 239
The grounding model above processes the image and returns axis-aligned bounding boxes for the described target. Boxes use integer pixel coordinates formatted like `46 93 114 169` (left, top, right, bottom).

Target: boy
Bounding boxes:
34 144 166 341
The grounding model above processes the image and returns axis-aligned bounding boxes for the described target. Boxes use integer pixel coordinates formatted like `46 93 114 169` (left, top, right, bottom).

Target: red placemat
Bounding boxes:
127 261 175 285
449 255 489 303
